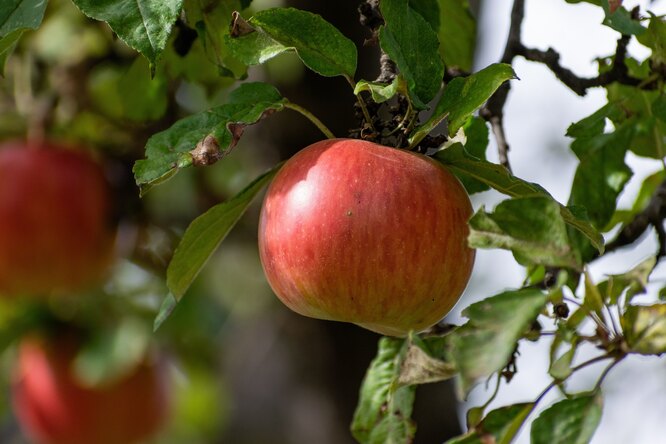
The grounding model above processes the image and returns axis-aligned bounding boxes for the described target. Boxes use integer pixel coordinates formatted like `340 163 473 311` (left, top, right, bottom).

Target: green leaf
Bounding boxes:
435 144 547 196
606 84 666 159
354 77 400 103
567 123 633 259
565 0 602 5
0 0 47 35
601 2 645 36
449 288 547 396
622 303 666 355
435 145 605 253
351 337 416 444
396 333 456 386
531 394 603 444
226 8 357 78
549 342 577 380
583 272 604 316
438 0 476 71
605 170 666 231
446 403 535 444
183 0 247 79
379 0 444 107
565 103 623 139
637 13 666 66
411 63 515 144
166 166 280 301
0 0 48 74
450 117 490 194
154 292 178 331
469 196 582 269
118 57 167 120
133 82 287 193
408 0 440 32
71 0 184 68
0 29 21 75
603 256 655 306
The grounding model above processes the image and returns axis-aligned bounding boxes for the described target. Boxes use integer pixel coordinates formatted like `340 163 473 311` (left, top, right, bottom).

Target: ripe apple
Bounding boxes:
0 141 115 298
258 138 475 336
12 335 171 444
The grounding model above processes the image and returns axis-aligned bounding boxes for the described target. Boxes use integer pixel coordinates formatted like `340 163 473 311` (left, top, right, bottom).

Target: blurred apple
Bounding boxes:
12 334 171 444
0 141 115 298
258 138 475 336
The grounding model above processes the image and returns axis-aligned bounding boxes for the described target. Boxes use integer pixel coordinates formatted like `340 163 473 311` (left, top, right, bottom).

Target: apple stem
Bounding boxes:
284 102 336 140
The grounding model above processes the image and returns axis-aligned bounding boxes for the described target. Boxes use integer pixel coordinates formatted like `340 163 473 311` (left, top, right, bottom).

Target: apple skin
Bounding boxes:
0 141 115 297
258 138 475 336
12 335 171 444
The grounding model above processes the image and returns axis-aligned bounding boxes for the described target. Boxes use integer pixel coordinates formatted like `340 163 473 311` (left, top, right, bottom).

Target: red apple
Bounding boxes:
12 335 171 444
0 141 115 298
258 138 475 336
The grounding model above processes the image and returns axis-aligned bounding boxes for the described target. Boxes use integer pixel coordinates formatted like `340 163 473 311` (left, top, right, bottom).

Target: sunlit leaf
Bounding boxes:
412 63 515 144
133 82 286 193
226 8 357 78
354 78 401 103
71 0 184 69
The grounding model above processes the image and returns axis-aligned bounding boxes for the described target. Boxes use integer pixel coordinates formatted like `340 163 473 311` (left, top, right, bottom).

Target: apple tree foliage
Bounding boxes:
3 0 666 442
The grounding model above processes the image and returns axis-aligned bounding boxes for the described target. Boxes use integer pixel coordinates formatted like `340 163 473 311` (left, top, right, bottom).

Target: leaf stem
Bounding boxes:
284 102 336 139
345 76 376 133
563 296 610 336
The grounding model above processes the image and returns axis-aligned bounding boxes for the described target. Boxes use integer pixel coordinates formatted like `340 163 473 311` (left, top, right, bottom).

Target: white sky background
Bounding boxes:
448 1 666 443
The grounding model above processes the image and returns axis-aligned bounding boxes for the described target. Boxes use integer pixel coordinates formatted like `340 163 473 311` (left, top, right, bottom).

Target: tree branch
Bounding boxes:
605 178 666 256
516 33 646 96
480 0 525 173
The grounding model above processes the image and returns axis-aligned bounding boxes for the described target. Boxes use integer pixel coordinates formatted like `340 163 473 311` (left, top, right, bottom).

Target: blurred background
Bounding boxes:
0 0 665 443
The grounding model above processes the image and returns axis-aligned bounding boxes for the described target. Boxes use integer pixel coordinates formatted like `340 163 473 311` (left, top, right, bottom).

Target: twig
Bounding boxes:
594 356 625 392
